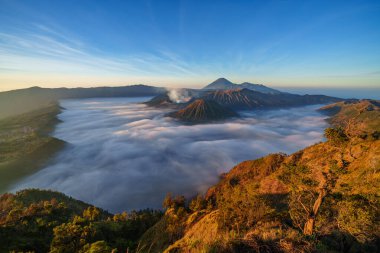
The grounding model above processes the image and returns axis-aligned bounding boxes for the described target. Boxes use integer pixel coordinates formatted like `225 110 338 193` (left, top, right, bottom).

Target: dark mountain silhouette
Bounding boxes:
0 85 165 119
203 78 281 94
169 99 238 122
202 88 343 110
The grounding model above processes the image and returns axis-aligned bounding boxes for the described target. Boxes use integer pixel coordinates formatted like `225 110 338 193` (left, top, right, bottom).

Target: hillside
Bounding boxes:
202 88 343 110
203 78 281 94
0 104 65 193
319 99 380 138
169 99 238 123
0 85 164 119
138 100 380 253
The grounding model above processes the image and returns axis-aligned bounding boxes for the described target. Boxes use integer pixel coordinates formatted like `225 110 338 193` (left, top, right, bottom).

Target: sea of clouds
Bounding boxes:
13 97 328 213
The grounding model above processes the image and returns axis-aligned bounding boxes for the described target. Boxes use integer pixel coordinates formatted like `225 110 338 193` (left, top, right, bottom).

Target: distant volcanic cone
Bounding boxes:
144 94 174 107
169 99 238 123
202 88 262 109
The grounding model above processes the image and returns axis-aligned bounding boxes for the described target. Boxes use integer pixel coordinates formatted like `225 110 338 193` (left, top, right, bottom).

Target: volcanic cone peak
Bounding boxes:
169 98 238 123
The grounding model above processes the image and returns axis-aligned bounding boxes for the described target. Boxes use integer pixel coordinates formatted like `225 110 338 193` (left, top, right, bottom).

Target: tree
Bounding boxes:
189 195 207 212
173 195 186 209
163 193 174 209
112 211 128 222
83 207 101 221
281 164 337 236
302 180 328 235
162 193 186 210
50 222 95 253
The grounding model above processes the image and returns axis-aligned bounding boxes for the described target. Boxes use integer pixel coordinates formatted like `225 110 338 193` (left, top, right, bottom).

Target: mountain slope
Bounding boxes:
203 78 281 94
203 78 235 90
139 100 380 253
202 88 343 110
240 82 282 94
0 85 165 119
169 99 238 122
319 99 380 137
144 94 174 107
0 104 65 193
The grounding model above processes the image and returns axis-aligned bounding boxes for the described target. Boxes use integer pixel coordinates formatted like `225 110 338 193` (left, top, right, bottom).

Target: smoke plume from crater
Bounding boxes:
167 88 192 103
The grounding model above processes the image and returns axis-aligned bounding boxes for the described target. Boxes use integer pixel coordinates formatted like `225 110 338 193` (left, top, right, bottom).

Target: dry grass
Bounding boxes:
164 211 234 253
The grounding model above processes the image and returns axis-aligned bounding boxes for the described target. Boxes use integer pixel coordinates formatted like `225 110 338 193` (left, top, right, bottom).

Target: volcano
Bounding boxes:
144 94 174 107
169 99 238 122
203 77 281 94
202 88 343 110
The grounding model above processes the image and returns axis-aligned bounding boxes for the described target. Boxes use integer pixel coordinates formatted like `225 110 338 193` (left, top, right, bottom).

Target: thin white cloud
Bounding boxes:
0 24 200 78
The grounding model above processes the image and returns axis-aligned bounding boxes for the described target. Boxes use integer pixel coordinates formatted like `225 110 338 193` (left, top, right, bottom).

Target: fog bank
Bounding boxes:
13 97 328 213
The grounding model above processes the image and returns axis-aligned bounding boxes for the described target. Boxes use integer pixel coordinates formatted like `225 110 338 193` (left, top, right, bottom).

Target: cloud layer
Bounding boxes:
13 97 327 213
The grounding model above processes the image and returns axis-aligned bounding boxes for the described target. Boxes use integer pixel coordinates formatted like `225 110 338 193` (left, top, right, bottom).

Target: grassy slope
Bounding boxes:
319 99 380 137
0 104 65 193
138 100 380 253
0 85 164 119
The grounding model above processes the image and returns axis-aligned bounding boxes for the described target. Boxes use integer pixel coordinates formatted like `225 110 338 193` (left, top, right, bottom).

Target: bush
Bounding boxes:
79 241 113 253
83 207 101 221
216 185 274 233
324 127 348 145
337 198 378 243
163 193 186 210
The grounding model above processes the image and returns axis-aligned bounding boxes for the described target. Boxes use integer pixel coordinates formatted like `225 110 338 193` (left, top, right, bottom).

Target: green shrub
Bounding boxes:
324 127 348 145
337 198 378 243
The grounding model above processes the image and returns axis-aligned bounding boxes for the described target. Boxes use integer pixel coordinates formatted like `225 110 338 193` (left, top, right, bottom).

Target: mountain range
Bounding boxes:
202 88 342 110
0 85 165 119
203 77 282 94
144 79 344 123
0 78 339 122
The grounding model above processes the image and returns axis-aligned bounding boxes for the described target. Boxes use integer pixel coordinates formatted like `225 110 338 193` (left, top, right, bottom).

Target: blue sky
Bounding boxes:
0 0 379 90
